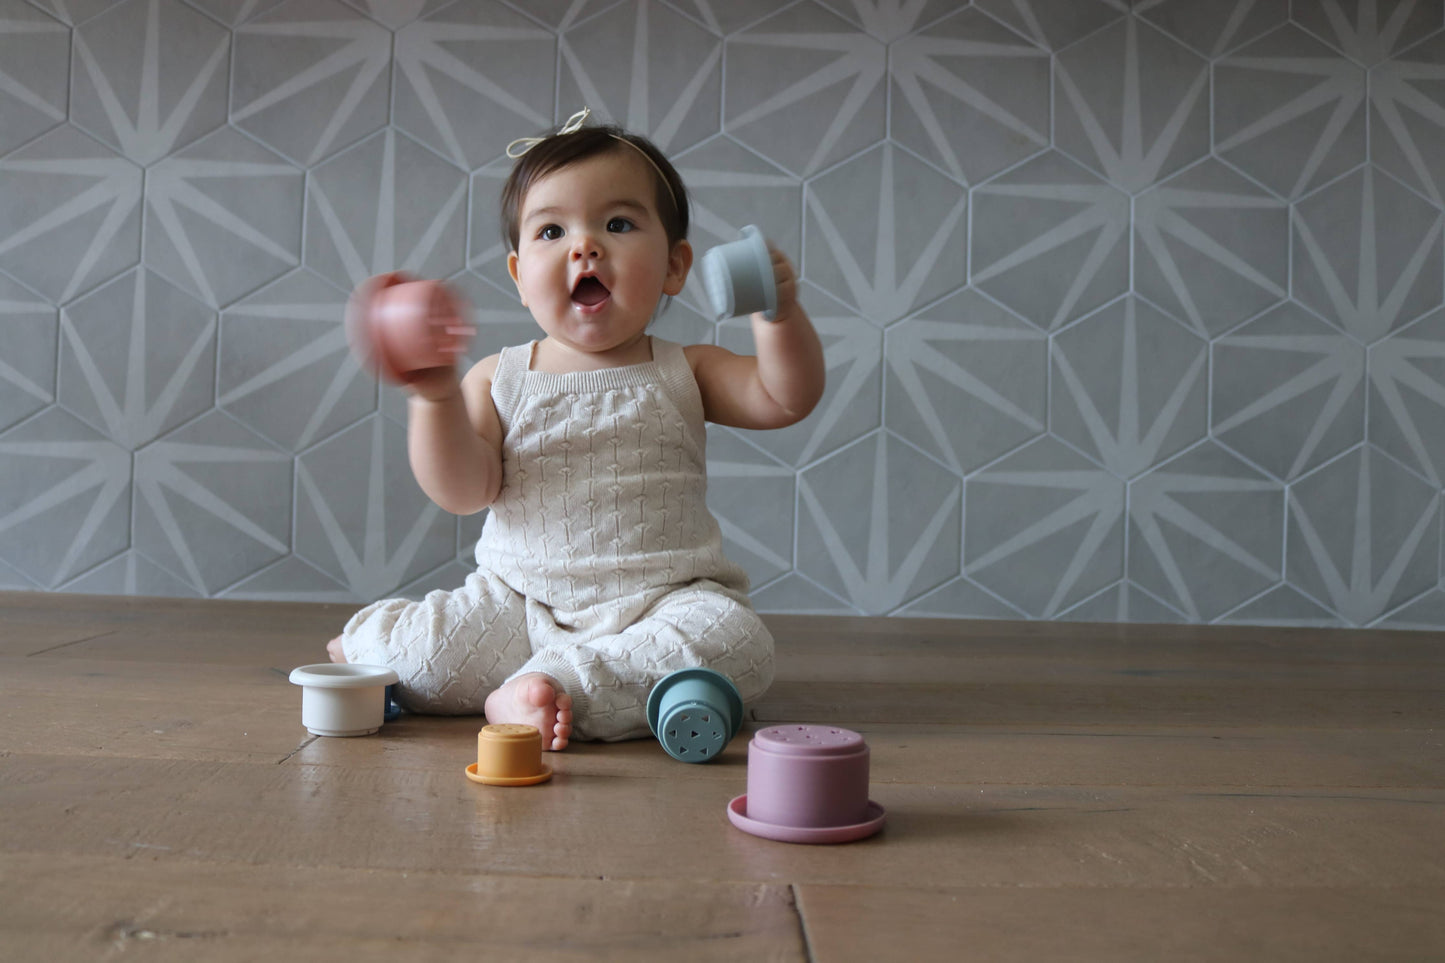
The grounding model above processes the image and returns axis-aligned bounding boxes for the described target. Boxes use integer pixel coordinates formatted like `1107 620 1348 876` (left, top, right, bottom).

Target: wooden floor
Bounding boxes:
1 591 1442 961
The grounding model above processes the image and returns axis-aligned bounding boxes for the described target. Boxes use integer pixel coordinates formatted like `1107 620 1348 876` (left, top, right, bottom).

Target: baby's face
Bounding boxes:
507 149 690 362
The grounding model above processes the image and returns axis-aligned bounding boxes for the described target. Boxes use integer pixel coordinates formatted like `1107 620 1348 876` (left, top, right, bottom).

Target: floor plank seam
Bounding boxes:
25 630 117 657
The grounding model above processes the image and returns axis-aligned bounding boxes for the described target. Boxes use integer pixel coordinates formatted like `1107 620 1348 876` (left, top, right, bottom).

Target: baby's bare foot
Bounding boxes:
485 673 573 751
327 635 346 663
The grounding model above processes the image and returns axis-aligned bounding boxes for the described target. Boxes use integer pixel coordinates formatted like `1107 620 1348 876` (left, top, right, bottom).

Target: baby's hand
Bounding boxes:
347 273 474 386
765 244 801 323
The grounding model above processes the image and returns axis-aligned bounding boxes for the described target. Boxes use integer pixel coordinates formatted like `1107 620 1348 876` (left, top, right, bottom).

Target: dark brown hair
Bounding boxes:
500 123 690 252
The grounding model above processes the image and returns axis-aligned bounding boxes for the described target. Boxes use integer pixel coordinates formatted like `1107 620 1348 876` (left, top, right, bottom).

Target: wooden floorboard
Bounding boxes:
1 591 1442 960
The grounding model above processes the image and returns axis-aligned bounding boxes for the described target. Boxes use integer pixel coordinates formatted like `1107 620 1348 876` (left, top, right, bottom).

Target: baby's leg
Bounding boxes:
516 582 774 742
335 572 532 714
483 674 573 750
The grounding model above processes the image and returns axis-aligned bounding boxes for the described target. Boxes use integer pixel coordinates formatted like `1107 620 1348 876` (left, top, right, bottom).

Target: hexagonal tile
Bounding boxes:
0 405 131 588
559 0 720 155
1212 301 1365 481
1292 0 1443 66
305 128 468 293
1136 0 1286 58
1134 157 1289 338
0 125 141 304
885 288 1046 474
1052 296 1207 478
971 150 1130 330
58 268 215 448
1055 16 1210 193
296 414 457 600
1217 584 1342 626
889 7 1049 185
0 0 69 156
71 0 229 165
232 0 391 166
1368 307 1445 484
974 0 1126 52
798 431 961 614
1214 24 1366 200
186 0 291 26
0 275 56 433
1287 444 1439 625
706 425 796 587
804 143 967 326
134 410 293 595
724 2 886 177
1294 165 1443 343
719 282 881 467
965 434 1125 618
218 268 374 452
1372 30 1445 204
1128 440 1284 621
394 2 555 170
145 127 303 309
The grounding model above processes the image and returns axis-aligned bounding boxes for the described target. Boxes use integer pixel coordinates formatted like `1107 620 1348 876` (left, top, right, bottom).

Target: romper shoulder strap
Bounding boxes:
651 338 706 435
488 341 534 433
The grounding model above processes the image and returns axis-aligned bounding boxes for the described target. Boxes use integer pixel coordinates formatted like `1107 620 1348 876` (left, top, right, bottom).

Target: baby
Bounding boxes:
328 114 824 751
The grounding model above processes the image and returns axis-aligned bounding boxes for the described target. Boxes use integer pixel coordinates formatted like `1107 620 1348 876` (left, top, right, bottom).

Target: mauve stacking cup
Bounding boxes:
727 725 886 844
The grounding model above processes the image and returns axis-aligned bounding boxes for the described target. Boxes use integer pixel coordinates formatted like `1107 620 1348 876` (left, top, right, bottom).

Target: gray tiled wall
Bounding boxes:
4 0 1445 630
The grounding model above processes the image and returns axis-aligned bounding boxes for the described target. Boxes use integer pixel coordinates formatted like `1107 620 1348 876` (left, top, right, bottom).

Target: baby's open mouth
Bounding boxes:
571 276 610 306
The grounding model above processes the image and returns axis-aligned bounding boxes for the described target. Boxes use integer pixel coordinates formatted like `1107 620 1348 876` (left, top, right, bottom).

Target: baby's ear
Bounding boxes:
507 251 527 306
663 239 693 296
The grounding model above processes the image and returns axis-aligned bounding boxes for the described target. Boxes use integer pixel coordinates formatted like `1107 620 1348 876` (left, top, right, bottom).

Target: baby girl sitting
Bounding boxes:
328 113 824 750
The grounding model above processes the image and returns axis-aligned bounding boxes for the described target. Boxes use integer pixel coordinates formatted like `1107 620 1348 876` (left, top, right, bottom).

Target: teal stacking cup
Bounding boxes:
646 668 744 763
699 225 777 321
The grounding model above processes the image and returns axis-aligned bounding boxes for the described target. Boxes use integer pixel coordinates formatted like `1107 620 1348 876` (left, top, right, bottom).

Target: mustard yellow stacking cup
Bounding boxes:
464 724 552 786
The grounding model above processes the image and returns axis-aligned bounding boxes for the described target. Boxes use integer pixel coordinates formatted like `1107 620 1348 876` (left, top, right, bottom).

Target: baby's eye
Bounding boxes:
607 217 635 233
538 224 563 241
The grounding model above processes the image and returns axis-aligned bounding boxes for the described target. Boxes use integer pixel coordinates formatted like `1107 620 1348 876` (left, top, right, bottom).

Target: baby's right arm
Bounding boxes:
406 355 504 515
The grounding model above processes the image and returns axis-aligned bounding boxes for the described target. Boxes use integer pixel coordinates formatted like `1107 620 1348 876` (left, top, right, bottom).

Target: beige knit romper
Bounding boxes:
339 338 775 741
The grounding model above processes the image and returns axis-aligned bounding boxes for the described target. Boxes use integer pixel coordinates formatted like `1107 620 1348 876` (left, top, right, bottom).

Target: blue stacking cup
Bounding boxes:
646 667 744 763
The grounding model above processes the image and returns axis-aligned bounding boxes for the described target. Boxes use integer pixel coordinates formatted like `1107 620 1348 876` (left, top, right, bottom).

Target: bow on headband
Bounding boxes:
506 107 591 158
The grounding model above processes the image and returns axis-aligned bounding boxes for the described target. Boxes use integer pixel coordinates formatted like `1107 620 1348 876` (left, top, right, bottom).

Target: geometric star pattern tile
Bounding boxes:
1135 0 1287 59
0 125 142 304
1127 440 1284 621
889 7 1050 186
1134 158 1289 338
1052 296 1208 478
393 2 555 170
724 2 887 178
1212 301 1366 481
804 143 968 327
1214 24 1367 200
1054 16 1210 193
1369 307 1445 484
1372 30 1445 204
0 0 69 157
1292 0 1443 66
5 0 1445 631
1293 164 1443 343
965 434 1126 618
559 0 720 156
1287 444 1439 625
971 150 1130 330
70 0 230 167
973 0 1126 53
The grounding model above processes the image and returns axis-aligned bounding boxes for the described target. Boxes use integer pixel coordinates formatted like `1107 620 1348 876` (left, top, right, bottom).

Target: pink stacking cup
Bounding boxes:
727 724 885 844
345 272 473 383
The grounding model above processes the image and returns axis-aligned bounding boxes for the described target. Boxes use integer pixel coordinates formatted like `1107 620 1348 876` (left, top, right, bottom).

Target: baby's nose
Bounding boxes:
570 234 601 259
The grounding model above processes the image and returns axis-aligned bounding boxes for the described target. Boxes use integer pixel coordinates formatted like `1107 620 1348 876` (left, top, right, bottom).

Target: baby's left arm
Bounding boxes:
686 245 825 430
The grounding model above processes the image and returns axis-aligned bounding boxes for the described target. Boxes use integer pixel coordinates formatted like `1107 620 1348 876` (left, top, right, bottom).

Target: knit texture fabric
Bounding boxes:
341 338 774 740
